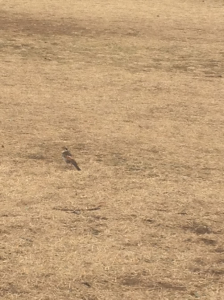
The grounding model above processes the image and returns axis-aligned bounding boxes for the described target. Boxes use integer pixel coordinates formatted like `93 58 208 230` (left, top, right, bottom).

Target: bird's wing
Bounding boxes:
65 150 73 156
62 150 72 158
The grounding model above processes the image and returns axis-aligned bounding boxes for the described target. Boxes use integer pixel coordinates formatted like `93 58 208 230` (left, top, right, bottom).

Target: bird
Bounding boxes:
61 147 81 171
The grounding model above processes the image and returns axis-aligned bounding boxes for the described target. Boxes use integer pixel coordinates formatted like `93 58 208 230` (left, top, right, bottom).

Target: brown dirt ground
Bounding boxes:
0 0 224 299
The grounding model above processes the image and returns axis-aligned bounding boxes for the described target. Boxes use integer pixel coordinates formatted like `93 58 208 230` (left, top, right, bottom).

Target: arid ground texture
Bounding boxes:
1 0 224 299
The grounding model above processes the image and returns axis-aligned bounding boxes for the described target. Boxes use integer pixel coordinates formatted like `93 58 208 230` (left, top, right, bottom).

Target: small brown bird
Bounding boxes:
62 147 81 171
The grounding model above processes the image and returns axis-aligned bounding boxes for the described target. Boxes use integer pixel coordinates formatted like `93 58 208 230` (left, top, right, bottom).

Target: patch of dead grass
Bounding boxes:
1 0 224 299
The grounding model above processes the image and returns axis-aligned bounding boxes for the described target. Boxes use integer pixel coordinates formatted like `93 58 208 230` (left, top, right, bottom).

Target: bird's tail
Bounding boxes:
72 160 81 171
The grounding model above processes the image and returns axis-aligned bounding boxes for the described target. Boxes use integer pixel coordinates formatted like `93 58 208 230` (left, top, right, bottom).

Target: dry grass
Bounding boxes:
1 0 224 299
